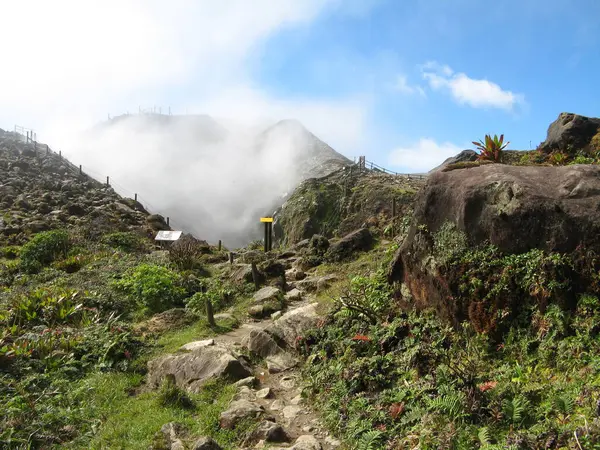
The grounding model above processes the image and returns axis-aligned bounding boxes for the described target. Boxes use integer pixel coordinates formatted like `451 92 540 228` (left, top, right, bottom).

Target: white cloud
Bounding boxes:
388 138 463 172
393 75 426 96
421 62 524 110
0 0 376 246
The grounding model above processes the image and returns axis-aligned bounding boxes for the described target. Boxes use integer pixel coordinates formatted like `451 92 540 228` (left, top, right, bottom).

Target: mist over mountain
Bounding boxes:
66 113 350 247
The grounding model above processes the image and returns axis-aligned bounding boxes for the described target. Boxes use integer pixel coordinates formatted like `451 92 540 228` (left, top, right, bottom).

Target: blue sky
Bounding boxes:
251 0 600 170
1 0 599 173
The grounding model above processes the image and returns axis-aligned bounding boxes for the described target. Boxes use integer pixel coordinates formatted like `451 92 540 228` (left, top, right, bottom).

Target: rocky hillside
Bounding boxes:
274 167 426 246
0 129 170 246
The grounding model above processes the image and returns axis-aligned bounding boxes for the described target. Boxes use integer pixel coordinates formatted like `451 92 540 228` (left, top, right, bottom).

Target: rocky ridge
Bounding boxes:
0 129 169 245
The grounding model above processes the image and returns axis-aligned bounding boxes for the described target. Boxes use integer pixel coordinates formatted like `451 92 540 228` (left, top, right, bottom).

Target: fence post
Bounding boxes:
46 144 49 155
59 150 62 160
167 217 170 227
218 240 222 251
251 262 260 289
79 165 82 176
134 193 138 201
205 299 215 327
229 252 234 264
392 198 397 236
106 176 110 187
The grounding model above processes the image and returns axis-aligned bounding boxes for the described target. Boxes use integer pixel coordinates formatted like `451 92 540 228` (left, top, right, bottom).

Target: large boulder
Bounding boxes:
219 399 264 429
147 345 252 393
325 228 374 262
266 303 320 349
389 164 600 323
430 149 478 172
538 112 600 154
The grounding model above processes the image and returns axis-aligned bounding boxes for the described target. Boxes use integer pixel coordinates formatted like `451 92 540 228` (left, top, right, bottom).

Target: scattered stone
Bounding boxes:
284 288 303 302
324 436 342 447
192 436 222 450
289 435 322 450
234 376 258 388
282 405 302 421
243 329 285 358
256 388 272 399
253 286 283 304
252 421 290 443
270 399 285 411
219 399 264 429
235 386 256 401
179 339 214 352
266 353 298 373
271 311 283 320
279 376 296 390
302 425 314 433
290 394 302 405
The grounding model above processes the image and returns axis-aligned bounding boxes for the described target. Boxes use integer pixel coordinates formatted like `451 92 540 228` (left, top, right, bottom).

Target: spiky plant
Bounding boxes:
472 134 510 162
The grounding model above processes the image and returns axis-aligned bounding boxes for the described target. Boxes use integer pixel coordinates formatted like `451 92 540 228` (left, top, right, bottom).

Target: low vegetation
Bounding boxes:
300 238 600 449
0 227 255 449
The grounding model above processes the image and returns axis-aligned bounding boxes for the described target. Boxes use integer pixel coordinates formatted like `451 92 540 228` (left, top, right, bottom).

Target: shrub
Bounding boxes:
548 151 568 166
186 278 234 315
0 246 20 259
472 134 509 162
113 263 186 313
20 230 71 273
53 254 88 273
336 270 392 324
156 374 195 409
168 234 208 270
569 154 596 165
103 231 147 253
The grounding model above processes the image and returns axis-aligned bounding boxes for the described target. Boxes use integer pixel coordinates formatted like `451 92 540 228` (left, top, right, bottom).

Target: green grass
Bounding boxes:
65 373 241 450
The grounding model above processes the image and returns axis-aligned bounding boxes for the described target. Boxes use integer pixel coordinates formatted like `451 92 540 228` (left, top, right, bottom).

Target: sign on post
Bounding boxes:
260 218 273 251
155 230 182 241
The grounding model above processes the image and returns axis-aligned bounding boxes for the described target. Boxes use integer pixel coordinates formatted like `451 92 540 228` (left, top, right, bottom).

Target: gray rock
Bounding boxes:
252 421 290 443
234 376 258 388
253 286 282 304
256 387 272 399
325 228 374 262
243 329 285 358
219 399 264 429
192 436 222 450
429 149 478 172
284 288 303 302
179 339 214 352
267 303 320 349
283 405 302 421
147 345 252 393
266 353 298 373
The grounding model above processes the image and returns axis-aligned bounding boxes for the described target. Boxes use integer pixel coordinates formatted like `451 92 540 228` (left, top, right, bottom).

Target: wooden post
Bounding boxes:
218 240 222 251
392 198 397 236
167 217 170 226
264 222 269 252
228 252 234 264
79 165 82 176
106 176 110 187
46 144 49 155
59 150 62 159
251 262 260 289
134 193 138 201
205 299 215 327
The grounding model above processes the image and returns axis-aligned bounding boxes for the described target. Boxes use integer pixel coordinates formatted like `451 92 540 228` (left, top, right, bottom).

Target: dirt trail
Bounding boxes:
210 282 341 449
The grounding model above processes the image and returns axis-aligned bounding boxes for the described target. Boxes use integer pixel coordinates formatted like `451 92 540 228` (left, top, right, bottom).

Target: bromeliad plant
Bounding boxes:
472 134 510 162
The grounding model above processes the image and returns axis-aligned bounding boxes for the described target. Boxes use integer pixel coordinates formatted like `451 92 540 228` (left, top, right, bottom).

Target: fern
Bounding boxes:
502 396 529 424
478 426 491 446
429 391 468 422
553 395 574 415
356 430 384 450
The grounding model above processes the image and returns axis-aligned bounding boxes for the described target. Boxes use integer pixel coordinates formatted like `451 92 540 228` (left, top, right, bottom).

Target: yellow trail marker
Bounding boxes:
260 217 273 223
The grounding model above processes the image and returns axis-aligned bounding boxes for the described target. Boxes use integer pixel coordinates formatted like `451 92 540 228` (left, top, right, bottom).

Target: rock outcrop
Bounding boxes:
538 112 600 154
389 163 600 323
429 149 478 172
147 344 252 393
